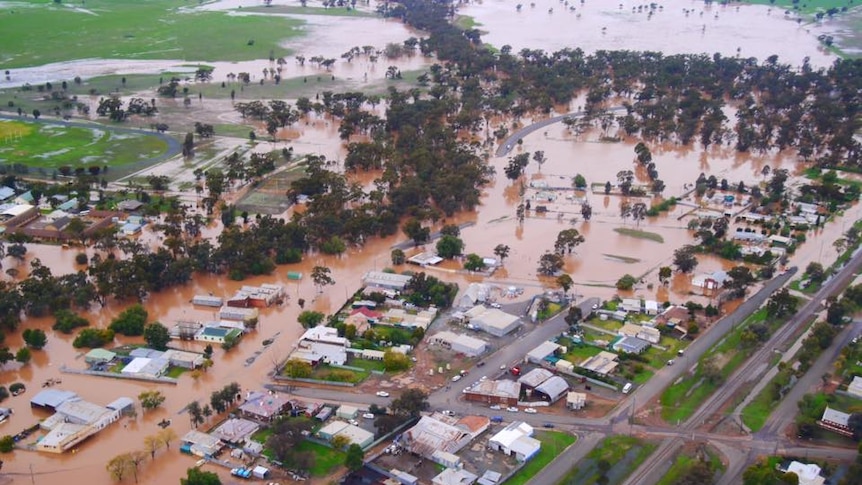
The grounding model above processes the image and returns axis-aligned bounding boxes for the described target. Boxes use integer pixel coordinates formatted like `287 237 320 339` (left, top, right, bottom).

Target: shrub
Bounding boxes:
108 304 148 336
75 253 88 265
72 328 114 348
52 310 89 334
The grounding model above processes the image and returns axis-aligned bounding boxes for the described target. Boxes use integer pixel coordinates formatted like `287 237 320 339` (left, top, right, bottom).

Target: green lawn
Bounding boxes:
0 119 170 170
563 344 603 362
745 0 854 14
505 431 576 485
164 366 187 378
614 227 664 243
558 436 656 485
655 448 723 485
0 0 304 69
296 440 347 476
347 358 387 373
243 5 376 17
308 364 369 384
660 308 768 423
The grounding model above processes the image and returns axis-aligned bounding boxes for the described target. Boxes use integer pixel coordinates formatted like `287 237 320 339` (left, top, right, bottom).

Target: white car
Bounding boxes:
524 407 537 414
507 407 519 413
362 413 375 419
452 375 462 382
489 405 502 410
490 302 502 309
442 410 455 416
376 391 390 397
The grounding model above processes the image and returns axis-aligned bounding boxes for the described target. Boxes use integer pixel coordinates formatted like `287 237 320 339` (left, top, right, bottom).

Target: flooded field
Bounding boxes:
459 0 836 67
0 0 859 483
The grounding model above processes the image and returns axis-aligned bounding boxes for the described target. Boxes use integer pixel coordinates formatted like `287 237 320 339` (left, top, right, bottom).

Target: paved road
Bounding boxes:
495 108 627 157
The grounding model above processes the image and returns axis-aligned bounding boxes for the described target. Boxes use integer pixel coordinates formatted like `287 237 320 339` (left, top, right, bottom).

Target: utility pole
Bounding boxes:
30 463 35 485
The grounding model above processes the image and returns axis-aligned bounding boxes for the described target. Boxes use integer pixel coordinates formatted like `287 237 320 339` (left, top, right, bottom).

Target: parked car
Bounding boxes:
376 391 390 397
442 410 455 416
507 407 519 413
491 416 504 423
489 405 502 410
362 413 375 419
543 423 556 428
490 302 502 309
524 407 537 414
451 375 462 382
510 366 521 376
477 361 486 367
666 359 675 366
677 349 685 356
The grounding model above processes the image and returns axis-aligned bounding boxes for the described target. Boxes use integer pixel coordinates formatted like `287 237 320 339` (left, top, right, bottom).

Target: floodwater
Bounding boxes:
1 1 858 484
459 0 837 67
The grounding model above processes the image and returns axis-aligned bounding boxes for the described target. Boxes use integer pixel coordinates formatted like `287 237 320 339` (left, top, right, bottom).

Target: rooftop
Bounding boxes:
212 418 260 443
518 368 554 388
55 400 112 425
31 389 79 409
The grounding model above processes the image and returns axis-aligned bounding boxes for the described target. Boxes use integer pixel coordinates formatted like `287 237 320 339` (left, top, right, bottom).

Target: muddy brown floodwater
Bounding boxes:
1 1 857 484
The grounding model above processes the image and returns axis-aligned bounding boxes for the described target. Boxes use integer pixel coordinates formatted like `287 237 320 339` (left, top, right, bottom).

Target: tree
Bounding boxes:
436 235 464 259
537 252 564 276
616 274 638 290
311 265 334 293
181 468 222 485
282 358 313 378
504 152 530 180
658 266 672 283
182 132 195 157
109 304 148 336
556 274 573 295
345 443 365 471
463 253 486 271
403 218 430 246
73 328 114 348
139 390 165 412
390 388 429 417
383 350 410 372
143 322 170 350
805 262 826 283
554 229 585 254
106 453 134 482
157 428 177 450
700 355 723 384
849 413 862 441
493 244 510 265
298 310 325 328
331 434 351 449
22 328 47 349
630 202 647 226
15 347 30 364
0 435 13 453
581 201 592 221
53 309 89 333
532 150 547 171
391 248 406 265
143 434 164 460
573 174 587 189
673 245 699 273
187 400 205 428
723 266 756 298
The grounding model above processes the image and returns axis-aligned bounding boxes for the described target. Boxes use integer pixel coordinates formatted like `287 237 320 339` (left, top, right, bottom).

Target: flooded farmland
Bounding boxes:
0 0 858 483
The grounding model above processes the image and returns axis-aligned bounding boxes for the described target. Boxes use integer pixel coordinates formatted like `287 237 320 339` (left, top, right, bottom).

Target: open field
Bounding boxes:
506 431 576 485
0 0 303 69
746 0 856 14
655 446 723 485
0 119 173 172
558 436 656 485
243 5 375 17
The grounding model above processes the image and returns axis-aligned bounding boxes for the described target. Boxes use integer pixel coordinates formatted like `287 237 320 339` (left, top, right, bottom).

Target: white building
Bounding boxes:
464 306 520 337
785 461 825 485
430 331 488 356
566 392 586 410
291 326 348 366
37 399 121 453
636 325 661 344
362 271 412 291
433 468 479 485
458 283 491 308
848 376 862 399
526 341 564 365
487 422 540 462
121 357 169 378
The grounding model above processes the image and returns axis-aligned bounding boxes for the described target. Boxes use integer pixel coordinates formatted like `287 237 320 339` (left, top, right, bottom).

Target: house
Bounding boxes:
317 421 374 448
37 399 122 453
643 300 660 315
818 407 853 437
848 376 862 399
433 468 478 485
181 430 223 457
362 271 412 291
782 461 825 485
121 357 169 378
691 270 728 290
162 349 205 369
31 389 79 411
636 325 661 344
117 200 144 212
430 331 488 357
579 351 619 376
532 376 570 403
399 415 479 458
458 283 491 308
14 191 33 205
84 348 116 365
196 326 242 344
291 326 348 366
488 421 540 462
337 405 359 420
463 380 521 406
238 391 292 423
464 305 520 337
0 187 15 202
211 418 260 444
345 307 382 331
478 470 503 485
517 368 554 390
620 299 641 313
408 252 444 267
618 323 642 338
612 336 651 354
566 392 586 410
526 341 564 364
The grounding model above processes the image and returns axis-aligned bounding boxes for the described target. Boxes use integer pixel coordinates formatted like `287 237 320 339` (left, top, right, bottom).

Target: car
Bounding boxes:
442 410 455 416
666 359 675 366
489 405 502 410
510 366 521 376
524 407 537 414
543 423 556 428
349 419 359 426
462 388 469 393
376 391 390 397
477 361 486 367
362 413 375 419
460 369 469 376
480 376 488 381
452 375 462 382
507 407 519 413
500 364 507 370
677 349 685 356
490 302 502 309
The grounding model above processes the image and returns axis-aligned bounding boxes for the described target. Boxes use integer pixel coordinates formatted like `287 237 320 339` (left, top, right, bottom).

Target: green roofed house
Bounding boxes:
84 348 117 365
196 326 241 344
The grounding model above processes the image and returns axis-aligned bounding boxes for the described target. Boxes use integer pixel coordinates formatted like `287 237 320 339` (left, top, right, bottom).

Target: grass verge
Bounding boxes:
557 436 656 485
506 431 576 485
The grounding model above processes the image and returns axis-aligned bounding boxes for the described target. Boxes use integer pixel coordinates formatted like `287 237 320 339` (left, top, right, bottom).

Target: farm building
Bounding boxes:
218 306 259 322
566 392 587 410
31 389 79 411
337 405 359 420
433 468 479 485
430 331 488 356
457 283 491 308
192 295 223 307
517 368 554 390
463 306 520 337
532 376 570 403
106 397 135 416
362 271 412 291
37 399 122 454
399 415 483 458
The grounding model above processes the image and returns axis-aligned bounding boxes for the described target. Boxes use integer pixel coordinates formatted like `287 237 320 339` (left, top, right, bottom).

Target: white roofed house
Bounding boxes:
290 326 348 366
818 407 853 437
430 330 488 356
526 341 564 365
636 325 661 344
488 422 540 462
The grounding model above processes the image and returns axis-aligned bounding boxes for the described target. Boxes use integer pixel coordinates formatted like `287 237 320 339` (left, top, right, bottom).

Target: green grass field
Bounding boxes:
655 447 723 485
243 5 375 17
558 436 656 485
614 227 665 243
0 119 170 170
0 0 304 68
660 308 768 423
745 0 856 15
296 440 347 476
506 431 576 485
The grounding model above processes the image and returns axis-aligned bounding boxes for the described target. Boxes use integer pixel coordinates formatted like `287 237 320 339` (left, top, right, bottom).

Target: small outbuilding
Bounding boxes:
84 348 117 365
